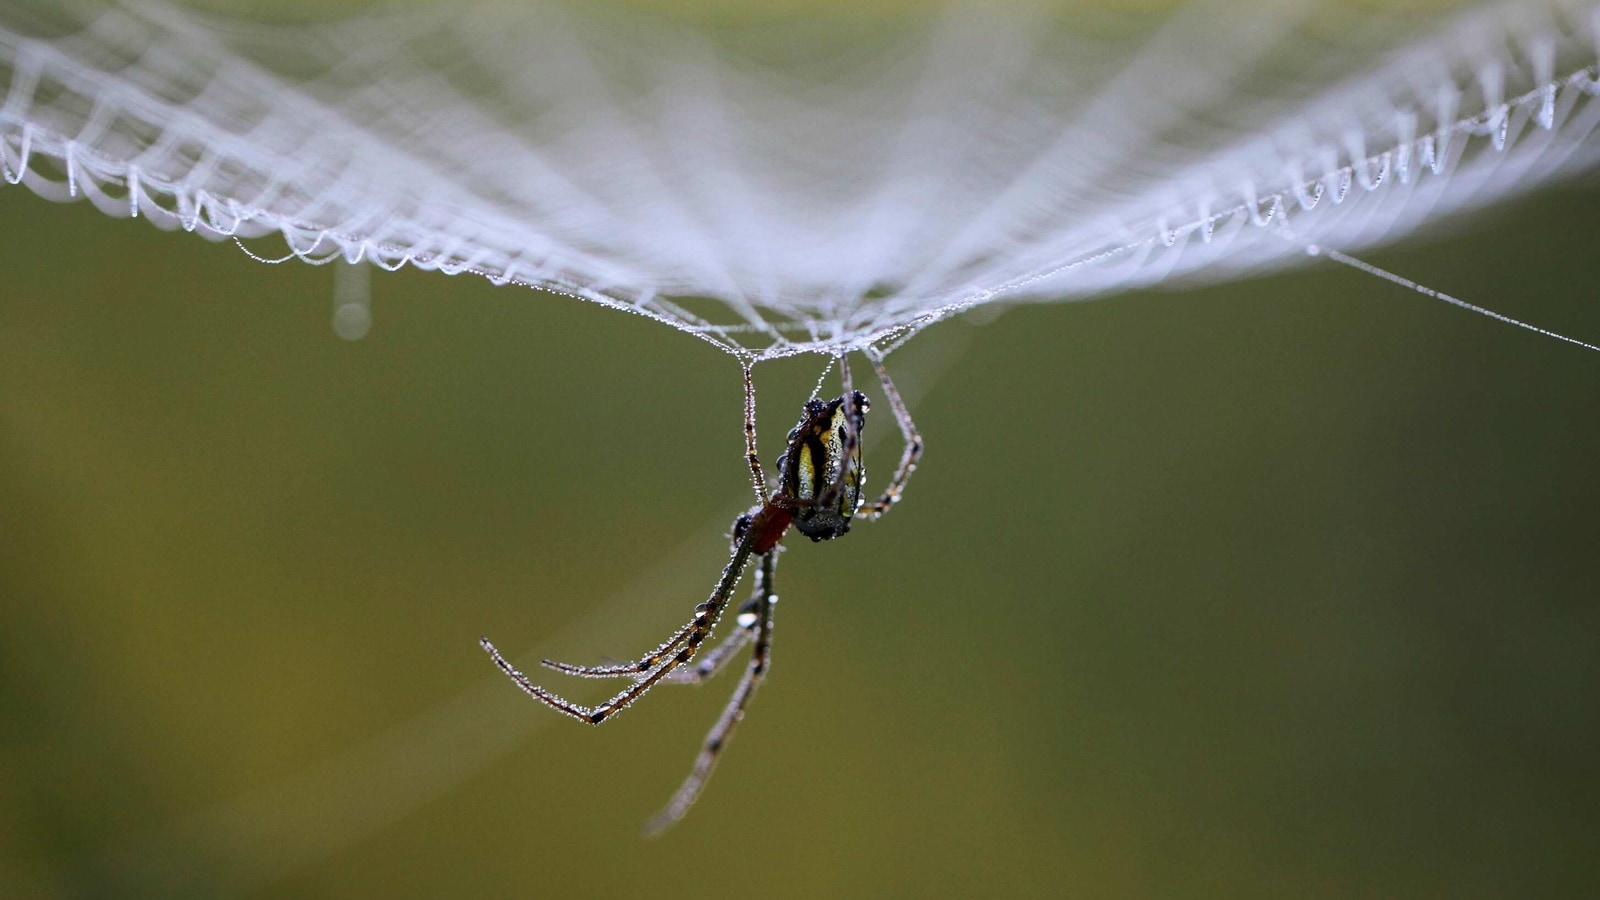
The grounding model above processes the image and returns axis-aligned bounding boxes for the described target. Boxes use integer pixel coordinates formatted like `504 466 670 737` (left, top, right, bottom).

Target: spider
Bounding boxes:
480 348 922 834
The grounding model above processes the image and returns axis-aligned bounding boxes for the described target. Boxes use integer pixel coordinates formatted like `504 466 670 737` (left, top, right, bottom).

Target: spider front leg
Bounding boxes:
644 550 779 835
480 530 759 725
742 363 768 503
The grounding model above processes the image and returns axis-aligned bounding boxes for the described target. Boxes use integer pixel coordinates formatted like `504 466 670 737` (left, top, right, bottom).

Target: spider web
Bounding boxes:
3 0 1600 361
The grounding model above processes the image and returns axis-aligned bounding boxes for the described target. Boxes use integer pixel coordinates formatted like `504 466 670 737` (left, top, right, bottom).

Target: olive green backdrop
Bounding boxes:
2 174 1598 896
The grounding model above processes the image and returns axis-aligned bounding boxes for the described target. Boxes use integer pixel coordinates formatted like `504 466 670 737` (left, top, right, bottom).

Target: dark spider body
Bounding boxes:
781 390 868 541
482 354 920 833
738 389 869 553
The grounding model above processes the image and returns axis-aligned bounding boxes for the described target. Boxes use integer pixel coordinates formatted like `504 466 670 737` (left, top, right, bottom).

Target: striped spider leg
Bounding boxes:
481 352 923 830
657 552 775 687
479 531 757 725
856 347 923 519
643 550 778 835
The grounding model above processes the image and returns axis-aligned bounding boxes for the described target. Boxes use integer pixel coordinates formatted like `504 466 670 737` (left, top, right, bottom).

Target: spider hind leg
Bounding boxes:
481 529 760 726
855 348 922 519
645 551 779 835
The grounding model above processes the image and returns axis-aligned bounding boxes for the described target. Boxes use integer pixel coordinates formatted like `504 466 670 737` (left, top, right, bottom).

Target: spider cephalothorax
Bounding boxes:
482 352 920 833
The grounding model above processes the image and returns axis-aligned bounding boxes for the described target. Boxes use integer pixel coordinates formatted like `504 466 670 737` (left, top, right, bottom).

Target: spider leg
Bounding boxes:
536 564 768 684
742 363 767 503
659 552 773 684
855 348 922 519
481 532 758 725
644 551 778 836
657 611 752 684
815 353 865 510
537 620 699 679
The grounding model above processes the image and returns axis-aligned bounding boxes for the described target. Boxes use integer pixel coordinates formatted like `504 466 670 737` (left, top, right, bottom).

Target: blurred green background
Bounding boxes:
3 169 1600 897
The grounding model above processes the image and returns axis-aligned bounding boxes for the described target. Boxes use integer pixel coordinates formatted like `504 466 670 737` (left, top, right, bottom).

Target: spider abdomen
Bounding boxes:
779 391 868 542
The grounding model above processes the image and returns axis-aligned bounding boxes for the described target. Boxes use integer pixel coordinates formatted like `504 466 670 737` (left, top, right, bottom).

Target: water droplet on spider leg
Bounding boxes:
736 612 758 628
331 261 373 341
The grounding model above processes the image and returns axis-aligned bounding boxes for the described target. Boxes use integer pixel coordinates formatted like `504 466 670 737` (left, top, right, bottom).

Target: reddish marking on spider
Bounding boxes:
747 503 793 555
